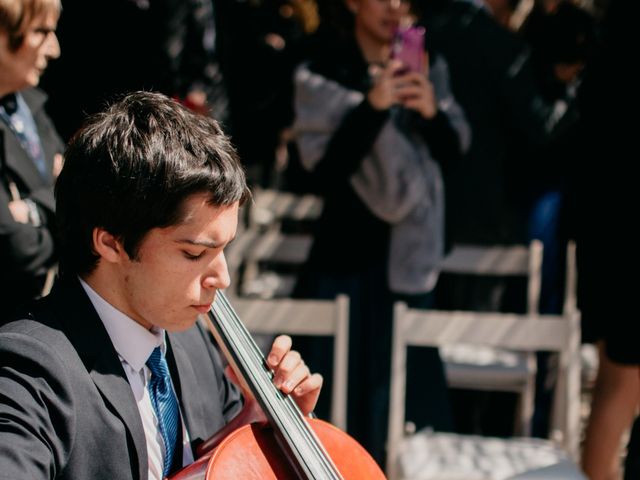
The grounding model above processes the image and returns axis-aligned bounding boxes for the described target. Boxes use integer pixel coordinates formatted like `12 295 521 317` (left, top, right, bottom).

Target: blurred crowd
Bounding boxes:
1 0 637 478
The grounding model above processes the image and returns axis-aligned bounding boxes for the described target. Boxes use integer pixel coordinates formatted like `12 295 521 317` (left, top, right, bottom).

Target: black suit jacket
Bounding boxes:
0 88 64 320
0 277 242 479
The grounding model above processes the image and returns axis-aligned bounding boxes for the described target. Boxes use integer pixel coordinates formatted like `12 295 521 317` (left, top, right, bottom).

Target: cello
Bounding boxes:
170 292 387 479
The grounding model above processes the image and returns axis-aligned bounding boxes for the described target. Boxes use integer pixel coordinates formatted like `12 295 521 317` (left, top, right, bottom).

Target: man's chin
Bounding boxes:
165 313 201 333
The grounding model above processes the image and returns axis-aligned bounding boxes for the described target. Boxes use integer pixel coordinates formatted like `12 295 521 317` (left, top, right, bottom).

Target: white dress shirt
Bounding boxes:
80 279 194 479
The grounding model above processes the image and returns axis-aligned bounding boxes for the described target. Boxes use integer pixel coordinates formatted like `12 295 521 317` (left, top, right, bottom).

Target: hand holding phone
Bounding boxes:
389 25 437 118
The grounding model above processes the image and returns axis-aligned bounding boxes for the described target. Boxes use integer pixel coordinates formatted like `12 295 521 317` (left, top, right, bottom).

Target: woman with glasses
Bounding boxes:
0 0 64 322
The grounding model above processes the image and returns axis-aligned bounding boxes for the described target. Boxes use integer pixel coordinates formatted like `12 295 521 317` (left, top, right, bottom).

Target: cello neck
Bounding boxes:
207 292 343 480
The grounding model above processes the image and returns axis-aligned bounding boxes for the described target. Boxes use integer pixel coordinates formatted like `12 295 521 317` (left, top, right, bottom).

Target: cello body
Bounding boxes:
170 293 387 479
171 418 386 479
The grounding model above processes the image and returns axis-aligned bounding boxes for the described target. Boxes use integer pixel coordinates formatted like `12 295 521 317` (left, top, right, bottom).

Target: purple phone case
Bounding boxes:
391 25 426 73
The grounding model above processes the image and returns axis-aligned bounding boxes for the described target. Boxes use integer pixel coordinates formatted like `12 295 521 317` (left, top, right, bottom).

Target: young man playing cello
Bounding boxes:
0 91 323 479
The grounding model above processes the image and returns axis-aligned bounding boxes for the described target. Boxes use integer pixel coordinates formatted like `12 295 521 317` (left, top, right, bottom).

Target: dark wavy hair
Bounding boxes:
55 91 251 276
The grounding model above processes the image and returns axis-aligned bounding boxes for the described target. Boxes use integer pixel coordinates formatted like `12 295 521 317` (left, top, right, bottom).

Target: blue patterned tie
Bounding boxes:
146 347 180 477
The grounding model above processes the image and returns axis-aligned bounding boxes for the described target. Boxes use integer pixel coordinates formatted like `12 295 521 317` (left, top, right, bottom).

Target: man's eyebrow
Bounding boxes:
175 237 236 248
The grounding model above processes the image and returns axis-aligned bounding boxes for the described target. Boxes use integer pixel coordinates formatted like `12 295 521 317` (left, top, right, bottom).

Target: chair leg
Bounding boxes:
514 354 536 436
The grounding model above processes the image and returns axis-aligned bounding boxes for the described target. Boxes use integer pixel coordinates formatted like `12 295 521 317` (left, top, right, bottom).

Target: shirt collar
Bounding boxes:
79 277 165 372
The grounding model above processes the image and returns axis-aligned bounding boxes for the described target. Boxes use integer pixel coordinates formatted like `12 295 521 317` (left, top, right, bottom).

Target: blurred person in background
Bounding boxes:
215 0 319 187
41 0 226 141
518 0 597 438
291 0 470 465
519 0 596 317
0 0 64 323
573 0 640 478
417 0 581 307
416 0 583 436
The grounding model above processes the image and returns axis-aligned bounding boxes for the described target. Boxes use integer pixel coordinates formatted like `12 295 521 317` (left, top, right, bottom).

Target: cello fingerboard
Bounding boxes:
208 292 343 480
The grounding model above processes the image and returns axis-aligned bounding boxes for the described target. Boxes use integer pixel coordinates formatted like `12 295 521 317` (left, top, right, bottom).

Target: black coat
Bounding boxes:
423 0 579 245
0 88 63 322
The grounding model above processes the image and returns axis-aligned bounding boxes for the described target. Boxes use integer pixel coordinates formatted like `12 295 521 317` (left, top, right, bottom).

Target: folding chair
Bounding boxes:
437 240 544 435
248 187 323 232
225 294 349 431
229 188 322 299
386 302 583 480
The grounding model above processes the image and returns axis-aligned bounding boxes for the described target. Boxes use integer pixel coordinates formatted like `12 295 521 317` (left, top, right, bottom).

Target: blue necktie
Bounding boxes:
146 347 180 477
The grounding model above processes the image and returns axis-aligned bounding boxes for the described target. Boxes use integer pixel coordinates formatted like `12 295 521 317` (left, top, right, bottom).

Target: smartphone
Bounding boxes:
391 25 426 74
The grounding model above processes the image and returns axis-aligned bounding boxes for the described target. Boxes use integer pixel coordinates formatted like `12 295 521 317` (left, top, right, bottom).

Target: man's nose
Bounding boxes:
202 253 231 291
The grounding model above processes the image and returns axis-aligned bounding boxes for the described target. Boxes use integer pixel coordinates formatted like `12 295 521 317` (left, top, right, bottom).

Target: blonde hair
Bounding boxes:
0 0 60 51
290 0 320 34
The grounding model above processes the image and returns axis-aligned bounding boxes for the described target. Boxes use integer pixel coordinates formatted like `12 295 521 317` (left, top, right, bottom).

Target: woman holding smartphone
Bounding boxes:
291 0 470 467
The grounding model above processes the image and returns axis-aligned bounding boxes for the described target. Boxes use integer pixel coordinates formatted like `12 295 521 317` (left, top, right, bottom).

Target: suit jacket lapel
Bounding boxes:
50 278 148 480
0 90 52 188
0 121 44 188
21 88 56 179
89 350 148 480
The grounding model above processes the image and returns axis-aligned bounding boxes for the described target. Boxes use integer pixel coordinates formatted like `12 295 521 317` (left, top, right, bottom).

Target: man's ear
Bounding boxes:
92 227 125 264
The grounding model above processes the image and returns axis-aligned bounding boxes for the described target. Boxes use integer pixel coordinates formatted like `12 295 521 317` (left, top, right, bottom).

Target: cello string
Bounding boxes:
215 293 321 431
212 293 342 478
211 296 334 477
214 293 342 472
213 295 316 443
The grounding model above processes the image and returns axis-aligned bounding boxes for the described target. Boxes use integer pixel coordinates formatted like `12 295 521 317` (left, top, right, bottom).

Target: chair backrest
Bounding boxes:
227 189 321 298
249 188 324 231
439 240 544 314
387 303 581 479
224 294 349 431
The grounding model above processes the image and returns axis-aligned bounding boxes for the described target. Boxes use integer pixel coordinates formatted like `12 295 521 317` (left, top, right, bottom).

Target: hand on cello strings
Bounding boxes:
224 334 323 416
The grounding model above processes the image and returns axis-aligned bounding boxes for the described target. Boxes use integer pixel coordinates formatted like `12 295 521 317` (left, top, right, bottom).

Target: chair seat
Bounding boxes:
442 345 533 390
241 272 298 299
397 430 584 480
248 232 314 266
506 462 586 479
251 189 323 228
